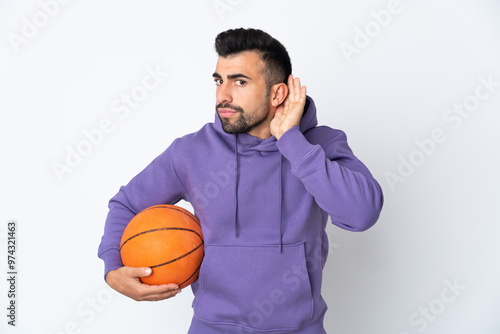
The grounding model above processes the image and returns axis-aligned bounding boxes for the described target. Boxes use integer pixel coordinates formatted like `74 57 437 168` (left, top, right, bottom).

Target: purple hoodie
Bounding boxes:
98 96 383 333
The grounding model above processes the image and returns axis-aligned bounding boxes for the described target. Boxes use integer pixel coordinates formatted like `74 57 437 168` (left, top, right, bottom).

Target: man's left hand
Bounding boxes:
270 74 307 140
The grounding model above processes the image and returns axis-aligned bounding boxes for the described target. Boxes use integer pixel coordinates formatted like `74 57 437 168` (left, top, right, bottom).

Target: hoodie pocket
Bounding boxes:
193 243 314 331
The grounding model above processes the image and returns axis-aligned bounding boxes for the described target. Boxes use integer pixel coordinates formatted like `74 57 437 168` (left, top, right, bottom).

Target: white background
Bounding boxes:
1 0 499 333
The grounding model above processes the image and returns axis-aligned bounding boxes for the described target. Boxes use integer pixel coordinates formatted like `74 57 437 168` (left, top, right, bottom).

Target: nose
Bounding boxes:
216 82 233 105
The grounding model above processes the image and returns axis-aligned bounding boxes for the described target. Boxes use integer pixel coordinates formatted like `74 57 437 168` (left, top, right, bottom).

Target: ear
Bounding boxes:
270 83 288 107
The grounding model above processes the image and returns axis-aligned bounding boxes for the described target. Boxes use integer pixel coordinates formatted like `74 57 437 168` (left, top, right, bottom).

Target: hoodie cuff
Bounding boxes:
276 126 318 170
99 248 124 281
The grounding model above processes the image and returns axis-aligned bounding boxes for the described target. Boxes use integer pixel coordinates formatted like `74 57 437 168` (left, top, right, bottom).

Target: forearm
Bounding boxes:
97 142 187 279
98 195 137 278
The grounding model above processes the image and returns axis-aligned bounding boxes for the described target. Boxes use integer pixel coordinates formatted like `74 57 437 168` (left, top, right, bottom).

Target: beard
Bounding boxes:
217 97 271 135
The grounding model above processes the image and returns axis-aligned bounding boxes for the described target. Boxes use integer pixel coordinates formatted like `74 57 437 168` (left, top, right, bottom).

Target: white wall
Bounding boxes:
1 0 499 333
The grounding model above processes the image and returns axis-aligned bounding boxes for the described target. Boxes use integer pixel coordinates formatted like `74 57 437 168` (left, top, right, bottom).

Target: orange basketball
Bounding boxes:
120 204 204 288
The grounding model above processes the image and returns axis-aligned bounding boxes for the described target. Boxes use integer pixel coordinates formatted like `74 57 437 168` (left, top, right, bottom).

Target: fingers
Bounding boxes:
287 74 295 101
126 266 153 278
130 267 181 301
287 74 307 104
106 266 182 302
293 76 301 103
300 85 307 102
137 282 181 301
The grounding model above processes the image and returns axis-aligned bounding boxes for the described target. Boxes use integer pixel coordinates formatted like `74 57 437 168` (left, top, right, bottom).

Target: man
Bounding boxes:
98 28 384 333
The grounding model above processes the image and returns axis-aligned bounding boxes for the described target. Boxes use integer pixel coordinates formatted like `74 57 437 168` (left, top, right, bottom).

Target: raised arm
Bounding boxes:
272 75 383 231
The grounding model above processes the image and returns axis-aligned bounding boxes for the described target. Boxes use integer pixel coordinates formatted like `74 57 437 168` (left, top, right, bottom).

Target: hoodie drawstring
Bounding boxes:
232 134 284 253
234 134 239 238
278 154 283 253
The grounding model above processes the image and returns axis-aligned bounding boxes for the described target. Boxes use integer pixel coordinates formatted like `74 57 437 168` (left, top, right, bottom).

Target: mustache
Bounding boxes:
216 103 244 113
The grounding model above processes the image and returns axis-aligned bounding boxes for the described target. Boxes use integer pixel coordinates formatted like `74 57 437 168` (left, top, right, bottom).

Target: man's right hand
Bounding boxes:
106 266 181 301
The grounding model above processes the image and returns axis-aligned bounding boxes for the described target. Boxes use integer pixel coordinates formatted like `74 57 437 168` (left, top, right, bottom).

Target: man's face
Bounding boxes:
213 51 273 139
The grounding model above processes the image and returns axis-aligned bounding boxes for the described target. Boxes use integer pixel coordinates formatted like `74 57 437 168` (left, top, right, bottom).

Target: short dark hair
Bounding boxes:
215 28 292 90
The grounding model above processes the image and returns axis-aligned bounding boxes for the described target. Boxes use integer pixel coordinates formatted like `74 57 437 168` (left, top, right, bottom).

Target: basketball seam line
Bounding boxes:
149 242 204 269
179 261 202 287
139 205 201 227
120 227 202 250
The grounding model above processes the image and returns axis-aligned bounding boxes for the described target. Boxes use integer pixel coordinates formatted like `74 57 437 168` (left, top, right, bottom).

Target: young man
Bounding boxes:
98 28 384 333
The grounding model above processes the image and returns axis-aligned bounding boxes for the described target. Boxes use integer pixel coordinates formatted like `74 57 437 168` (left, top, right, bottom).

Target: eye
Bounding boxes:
214 78 223 85
235 79 246 86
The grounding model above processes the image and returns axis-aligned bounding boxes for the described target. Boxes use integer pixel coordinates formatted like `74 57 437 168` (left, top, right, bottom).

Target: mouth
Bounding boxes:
218 108 238 117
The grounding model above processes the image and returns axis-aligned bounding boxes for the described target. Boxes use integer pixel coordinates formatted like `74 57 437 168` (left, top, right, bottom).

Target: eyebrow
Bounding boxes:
212 72 252 80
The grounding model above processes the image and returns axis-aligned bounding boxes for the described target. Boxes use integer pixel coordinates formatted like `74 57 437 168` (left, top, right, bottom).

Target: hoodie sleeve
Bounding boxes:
97 139 187 278
276 126 383 231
